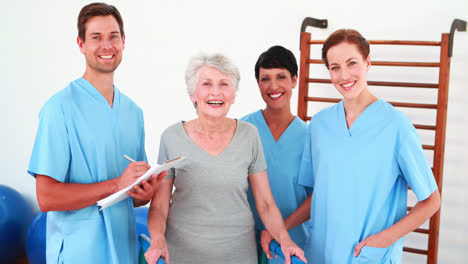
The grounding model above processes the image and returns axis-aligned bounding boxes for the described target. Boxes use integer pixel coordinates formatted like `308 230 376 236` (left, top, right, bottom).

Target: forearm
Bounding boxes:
148 206 169 240
284 194 312 230
250 171 290 243
147 180 173 241
36 175 119 212
257 201 290 243
382 190 441 244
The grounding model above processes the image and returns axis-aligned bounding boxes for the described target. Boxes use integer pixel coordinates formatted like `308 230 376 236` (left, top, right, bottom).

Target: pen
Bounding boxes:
123 154 136 163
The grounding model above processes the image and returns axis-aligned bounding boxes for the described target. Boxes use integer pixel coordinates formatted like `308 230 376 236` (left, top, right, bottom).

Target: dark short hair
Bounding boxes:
254 45 298 81
322 29 369 69
77 2 124 41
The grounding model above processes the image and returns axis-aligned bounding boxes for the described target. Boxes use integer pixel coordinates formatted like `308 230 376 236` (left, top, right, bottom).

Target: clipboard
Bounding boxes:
97 157 185 209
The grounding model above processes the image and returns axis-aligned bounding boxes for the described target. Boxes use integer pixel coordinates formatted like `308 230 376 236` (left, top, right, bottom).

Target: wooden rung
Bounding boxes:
414 124 436 130
390 102 438 109
307 59 323 64
403 247 429 255
305 97 438 109
307 59 440 67
308 40 441 46
414 228 430 234
372 61 440 67
307 78 439 88
306 97 340 103
306 78 333 84
308 40 325 44
307 59 324 64
368 40 441 46
422 144 435 150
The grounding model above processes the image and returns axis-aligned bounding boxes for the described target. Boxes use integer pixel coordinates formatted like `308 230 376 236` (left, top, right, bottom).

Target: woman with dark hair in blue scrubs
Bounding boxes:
242 45 311 263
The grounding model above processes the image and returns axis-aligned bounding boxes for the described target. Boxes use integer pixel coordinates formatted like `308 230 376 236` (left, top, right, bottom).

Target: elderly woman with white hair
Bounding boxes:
144 53 306 264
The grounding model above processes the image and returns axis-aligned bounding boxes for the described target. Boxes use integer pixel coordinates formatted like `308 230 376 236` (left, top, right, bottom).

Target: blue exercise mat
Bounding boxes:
138 234 166 264
269 240 306 264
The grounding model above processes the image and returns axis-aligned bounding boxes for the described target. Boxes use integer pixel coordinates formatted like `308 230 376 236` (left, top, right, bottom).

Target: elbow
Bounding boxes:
422 189 441 217
36 182 55 212
432 189 441 212
37 199 51 212
37 192 53 212
36 175 57 212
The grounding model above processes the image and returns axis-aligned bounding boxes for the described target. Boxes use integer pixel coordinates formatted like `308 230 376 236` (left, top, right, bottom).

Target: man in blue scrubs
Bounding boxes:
28 3 163 263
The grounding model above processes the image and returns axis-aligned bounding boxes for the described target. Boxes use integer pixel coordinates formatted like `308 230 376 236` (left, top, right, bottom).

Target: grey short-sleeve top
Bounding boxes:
157 120 267 264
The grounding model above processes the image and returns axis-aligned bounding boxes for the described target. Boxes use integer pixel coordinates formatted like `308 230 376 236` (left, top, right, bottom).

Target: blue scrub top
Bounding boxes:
298 100 437 264
242 110 311 263
28 78 147 264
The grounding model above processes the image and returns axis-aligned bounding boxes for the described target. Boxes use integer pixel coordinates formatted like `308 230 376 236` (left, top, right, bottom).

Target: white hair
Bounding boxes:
185 53 240 96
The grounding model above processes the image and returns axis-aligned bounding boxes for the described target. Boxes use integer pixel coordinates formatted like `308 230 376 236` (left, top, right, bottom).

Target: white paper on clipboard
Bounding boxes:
97 157 185 210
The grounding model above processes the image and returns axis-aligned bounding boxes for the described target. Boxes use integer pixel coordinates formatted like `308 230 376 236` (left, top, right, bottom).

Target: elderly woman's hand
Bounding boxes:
260 229 274 259
144 236 170 264
280 237 307 264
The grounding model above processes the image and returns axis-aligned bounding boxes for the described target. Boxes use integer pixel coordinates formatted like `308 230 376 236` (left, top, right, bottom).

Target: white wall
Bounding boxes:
1 0 466 262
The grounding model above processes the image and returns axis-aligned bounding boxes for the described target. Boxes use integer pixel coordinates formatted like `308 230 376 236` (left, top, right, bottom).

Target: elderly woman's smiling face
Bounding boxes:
190 65 236 119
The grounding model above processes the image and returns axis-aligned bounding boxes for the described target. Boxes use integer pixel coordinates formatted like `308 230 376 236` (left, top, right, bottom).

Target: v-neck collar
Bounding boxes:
339 99 382 137
179 119 240 159
255 110 299 144
76 77 120 113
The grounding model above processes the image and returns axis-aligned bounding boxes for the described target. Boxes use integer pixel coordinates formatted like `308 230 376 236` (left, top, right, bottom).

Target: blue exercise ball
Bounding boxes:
0 185 34 263
26 211 47 264
135 207 150 250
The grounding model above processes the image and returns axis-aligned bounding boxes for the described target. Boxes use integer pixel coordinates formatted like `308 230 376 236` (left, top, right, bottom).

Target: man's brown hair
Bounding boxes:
77 2 124 41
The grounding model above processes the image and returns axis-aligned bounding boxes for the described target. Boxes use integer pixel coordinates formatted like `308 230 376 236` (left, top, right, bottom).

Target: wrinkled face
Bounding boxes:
190 65 236 119
78 15 125 74
327 42 370 101
258 68 297 110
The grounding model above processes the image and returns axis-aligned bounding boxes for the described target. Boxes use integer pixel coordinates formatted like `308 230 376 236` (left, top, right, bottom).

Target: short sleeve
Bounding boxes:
298 126 314 189
248 126 267 174
157 131 175 179
28 99 71 182
398 125 438 201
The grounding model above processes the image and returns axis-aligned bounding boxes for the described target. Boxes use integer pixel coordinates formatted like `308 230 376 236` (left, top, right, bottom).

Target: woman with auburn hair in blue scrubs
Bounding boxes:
242 45 311 263
261 29 441 263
